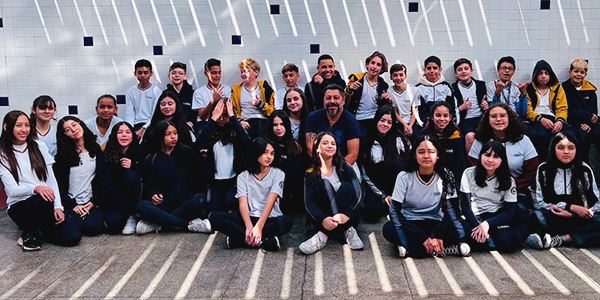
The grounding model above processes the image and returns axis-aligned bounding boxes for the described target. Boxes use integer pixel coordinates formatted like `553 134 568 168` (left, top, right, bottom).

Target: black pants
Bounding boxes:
361 161 404 223
533 209 600 247
460 117 480 135
70 206 104 236
525 116 575 161
103 169 142 234
7 195 81 246
468 211 530 253
572 122 600 162
382 216 469 258
136 193 208 229
358 119 372 138
308 180 360 236
246 118 267 140
209 212 293 246
279 160 305 214
208 178 238 213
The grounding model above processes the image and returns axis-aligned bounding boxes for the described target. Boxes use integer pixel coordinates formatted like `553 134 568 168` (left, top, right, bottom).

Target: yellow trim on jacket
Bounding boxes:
580 80 598 92
525 82 568 122
231 80 275 119
344 72 366 101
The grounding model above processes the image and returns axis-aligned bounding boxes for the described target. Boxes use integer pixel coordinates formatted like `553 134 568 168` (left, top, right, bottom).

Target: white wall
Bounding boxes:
0 0 598 121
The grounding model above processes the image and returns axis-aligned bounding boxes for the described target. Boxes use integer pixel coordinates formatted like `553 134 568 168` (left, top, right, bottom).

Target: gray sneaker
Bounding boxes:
299 232 328 255
122 215 137 235
524 233 543 249
188 218 211 233
344 227 364 250
136 220 161 235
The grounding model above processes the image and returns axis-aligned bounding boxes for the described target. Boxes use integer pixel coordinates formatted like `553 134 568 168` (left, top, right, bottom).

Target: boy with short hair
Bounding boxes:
451 58 489 153
388 64 417 137
562 58 599 161
192 58 232 132
304 54 346 111
231 58 275 139
125 59 162 139
486 56 528 117
165 62 196 127
415 56 456 124
274 63 303 110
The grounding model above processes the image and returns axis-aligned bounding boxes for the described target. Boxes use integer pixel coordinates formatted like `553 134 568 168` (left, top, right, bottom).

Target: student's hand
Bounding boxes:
430 238 444 254
471 221 490 243
251 225 263 246
518 81 530 97
245 226 254 245
404 125 413 136
136 128 145 140
34 186 55 202
349 81 362 91
151 194 164 205
250 95 261 107
120 158 132 169
380 92 392 104
332 213 349 224
384 196 392 206
54 209 65 225
212 85 225 102
322 217 338 231
570 205 594 219
459 98 473 111
225 98 235 117
314 74 324 85
494 80 507 96
423 238 435 255
581 124 591 133
550 206 574 218
540 118 554 129
73 205 88 219
211 100 225 122
83 201 94 212
480 95 489 110
187 121 194 128
592 114 599 124
240 120 250 129
552 121 563 133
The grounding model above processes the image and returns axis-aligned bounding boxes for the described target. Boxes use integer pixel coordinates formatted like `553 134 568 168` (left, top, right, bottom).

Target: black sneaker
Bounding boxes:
260 237 281 252
226 236 244 249
21 234 42 251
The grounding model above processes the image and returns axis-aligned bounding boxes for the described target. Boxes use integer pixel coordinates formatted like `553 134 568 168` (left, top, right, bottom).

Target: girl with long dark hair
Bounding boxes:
54 116 103 236
460 141 529 253
264 110 304 212
526 132 600 249
197 98 250 212
0 111 80 250
31 95 58 156
210 137 293 251
469 103 539 209
359 105 410 223
282 88 309 149
144 90 195 148
382 135 470 258
300 132 364 255
96 122 145 234
135 120 211 235
420 101 466 181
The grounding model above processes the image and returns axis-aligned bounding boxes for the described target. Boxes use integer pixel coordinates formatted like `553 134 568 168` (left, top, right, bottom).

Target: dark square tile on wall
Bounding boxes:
0 18 3 28
68 105 78 115
153 46 163 55
232 35 242 45
83 36 93 46
270 5 280 14
310 44 320 54
541 0 550 9
0 97 8 106
408 2 418 12
116 95 126 105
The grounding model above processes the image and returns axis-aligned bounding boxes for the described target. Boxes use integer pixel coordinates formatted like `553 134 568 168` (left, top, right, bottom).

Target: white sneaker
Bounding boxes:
443 243 471 257
122 216 138 235
299 232 328 255
344 227 364 250
398 246 407 258
188 218 212 233
136 220 161 235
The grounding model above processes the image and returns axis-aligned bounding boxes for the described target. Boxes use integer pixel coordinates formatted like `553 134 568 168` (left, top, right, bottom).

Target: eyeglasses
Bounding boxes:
500 67 515 72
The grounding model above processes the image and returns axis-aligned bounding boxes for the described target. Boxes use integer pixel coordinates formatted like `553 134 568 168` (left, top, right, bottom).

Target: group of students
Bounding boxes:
0 52 598 260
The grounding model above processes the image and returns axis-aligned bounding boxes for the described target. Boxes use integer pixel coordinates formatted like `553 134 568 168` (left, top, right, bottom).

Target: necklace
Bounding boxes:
244 84 257 93
537 87 549 96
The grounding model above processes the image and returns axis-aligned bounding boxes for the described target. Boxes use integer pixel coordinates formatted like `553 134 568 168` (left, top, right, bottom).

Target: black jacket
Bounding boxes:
345 73 390 116
304 71 346 112
451 78 487 123
166 80 197 123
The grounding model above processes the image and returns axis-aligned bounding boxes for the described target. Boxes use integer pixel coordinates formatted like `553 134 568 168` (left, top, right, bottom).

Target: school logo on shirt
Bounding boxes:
433 192 441 196
511 153 522 158
510 186 517 195
492 189 501 194
446 149 453 153
279 181 284 189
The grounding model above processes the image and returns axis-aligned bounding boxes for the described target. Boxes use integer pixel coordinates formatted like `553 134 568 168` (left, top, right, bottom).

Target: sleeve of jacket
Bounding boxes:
342 162 363 219
197 119 217 149
142 155 159 200
53 163 77 210
256 81 275 117
554 86 568 123
344 74 359 102
231 84 243 119
304 173 328 224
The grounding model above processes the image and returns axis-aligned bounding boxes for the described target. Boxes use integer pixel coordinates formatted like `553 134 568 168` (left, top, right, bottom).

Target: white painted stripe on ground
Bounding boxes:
175 233 217 299
580 249 600 267
69 256 116 300
368 233 392 292
342 245 358 295
105 240 156 299
314 251 324 295
140 239 183 299
210 280 225 298
245 250 265 299
463 256 499 296
434 257 464 296
521 250 570 295
404 258 428 297
280 248 294 299
0 260 48 300
0 264 13 278
550 248 600 293
490 251 534 295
